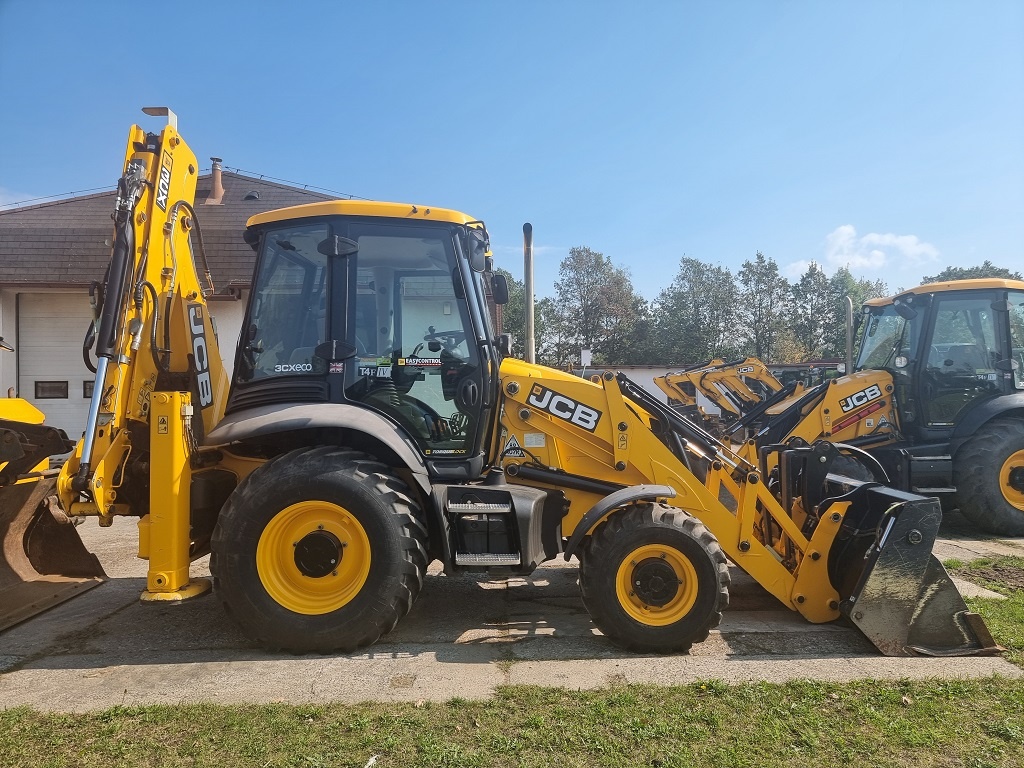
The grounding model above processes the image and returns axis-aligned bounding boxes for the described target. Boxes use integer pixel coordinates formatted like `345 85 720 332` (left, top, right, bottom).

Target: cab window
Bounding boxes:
923 295 1000 425
238 224 328 381
344 224 481 458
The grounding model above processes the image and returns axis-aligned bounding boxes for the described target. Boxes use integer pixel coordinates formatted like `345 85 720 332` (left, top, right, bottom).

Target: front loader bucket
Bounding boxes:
0 477 106 632
826 481 1000 657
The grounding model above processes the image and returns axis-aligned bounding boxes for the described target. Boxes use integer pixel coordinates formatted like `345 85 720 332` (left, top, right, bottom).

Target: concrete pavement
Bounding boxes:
1 512 1021 712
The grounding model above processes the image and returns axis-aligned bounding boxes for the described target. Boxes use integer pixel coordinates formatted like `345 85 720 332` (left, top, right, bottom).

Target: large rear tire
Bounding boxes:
210 447 428 652
579 503 730 653
953 418 1024 536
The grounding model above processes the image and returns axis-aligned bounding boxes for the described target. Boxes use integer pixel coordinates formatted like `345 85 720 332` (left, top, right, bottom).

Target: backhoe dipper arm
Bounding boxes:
59 110 229 519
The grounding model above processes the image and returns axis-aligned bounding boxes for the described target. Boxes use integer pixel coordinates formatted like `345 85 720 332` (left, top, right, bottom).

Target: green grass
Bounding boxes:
2 679 1023 768
0 556 1020 768
955 555 1024 668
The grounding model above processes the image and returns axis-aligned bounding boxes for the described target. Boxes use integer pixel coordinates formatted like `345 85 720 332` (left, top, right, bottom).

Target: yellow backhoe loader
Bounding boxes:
715 282 1024 537
0 110 1000 658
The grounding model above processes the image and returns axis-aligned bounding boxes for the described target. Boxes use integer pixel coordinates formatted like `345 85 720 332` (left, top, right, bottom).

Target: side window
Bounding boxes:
1009 291 1024 390
239 225 329 381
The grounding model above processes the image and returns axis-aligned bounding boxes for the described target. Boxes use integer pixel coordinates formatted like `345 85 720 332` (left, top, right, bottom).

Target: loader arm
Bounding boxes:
497 359 998 656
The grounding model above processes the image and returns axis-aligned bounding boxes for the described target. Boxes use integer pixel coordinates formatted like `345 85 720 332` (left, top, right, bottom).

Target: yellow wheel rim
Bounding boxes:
615 544 699 626
256 501 371 615
999 449 1024 510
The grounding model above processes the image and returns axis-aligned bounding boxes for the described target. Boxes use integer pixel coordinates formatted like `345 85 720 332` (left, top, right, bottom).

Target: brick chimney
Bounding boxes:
204 157 226 205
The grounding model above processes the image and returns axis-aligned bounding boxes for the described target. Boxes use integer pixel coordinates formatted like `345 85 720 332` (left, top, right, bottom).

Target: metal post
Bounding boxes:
523 223 536 364
845 296 854 373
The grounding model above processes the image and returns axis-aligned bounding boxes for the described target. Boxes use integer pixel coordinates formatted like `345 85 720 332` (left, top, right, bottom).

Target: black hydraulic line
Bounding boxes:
616 372 725 458
81 323 97 374
94 164 145 359
753 381 830 446
509 463 625 496
72 161 147 492
725 381 799 437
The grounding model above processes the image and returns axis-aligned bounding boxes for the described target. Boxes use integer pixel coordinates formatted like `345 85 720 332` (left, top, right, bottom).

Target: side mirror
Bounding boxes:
466 228 489 272
491 274 509 305
317 235 359 258
496 333 512 359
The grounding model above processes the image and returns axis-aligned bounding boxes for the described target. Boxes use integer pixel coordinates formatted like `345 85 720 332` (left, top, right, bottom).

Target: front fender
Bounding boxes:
205 402 431 494
950 393 1024 443
562 484 676 560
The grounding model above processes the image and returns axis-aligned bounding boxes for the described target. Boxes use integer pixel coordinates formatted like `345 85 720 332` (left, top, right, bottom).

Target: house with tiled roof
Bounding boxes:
0 165 332 436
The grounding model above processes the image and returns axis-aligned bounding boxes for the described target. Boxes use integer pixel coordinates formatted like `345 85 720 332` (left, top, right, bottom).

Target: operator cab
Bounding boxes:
229 201 503 473
856 280 1024 441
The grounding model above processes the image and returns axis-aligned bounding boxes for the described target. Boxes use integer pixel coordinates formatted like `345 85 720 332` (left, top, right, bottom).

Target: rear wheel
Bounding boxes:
579 503 729 653
211 447 427 652
954 418 1024 536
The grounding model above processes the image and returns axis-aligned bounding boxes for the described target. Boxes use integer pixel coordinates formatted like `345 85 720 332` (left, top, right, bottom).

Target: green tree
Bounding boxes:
493 269 546 360
823 267 887 357
737 252 790 363
789 262 832 359
922 261 1022 283
552 246 647 367
652 257 739 364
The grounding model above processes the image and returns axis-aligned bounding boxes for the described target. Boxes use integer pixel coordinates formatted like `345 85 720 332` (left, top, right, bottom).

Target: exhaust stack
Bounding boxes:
523 223 535 364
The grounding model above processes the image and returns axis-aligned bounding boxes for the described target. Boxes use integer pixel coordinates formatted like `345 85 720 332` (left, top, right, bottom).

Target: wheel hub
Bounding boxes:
294 529 343 578
631 557 680 607
1009 466 1024 494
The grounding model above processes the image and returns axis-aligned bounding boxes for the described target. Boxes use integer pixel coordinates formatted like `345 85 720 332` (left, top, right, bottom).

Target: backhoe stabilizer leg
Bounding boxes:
139 392 210 602
831 490 1001 657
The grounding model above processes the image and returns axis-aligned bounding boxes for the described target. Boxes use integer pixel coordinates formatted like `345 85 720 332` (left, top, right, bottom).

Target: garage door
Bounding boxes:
18 293 94 441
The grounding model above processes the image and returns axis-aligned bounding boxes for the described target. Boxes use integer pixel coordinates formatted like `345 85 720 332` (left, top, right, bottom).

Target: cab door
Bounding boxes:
921 292 1003 427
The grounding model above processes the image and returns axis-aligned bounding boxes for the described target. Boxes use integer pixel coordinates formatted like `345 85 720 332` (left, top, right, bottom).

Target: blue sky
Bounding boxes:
1 1 1021 299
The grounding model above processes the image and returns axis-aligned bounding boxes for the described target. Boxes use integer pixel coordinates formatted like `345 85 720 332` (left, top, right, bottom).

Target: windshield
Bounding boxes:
855 306 909 370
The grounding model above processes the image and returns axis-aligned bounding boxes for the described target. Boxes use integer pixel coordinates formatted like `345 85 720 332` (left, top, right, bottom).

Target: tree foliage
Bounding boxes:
549 246 649 367
737 252 789 363
651 257 739 364
497 245 994 369
921 261 1022 284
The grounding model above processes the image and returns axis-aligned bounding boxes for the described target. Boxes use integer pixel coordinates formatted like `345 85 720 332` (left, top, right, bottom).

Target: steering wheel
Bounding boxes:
424 327 467 349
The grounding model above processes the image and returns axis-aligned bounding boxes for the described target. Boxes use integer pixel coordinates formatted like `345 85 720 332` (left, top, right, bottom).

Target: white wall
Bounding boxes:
1 288 246 437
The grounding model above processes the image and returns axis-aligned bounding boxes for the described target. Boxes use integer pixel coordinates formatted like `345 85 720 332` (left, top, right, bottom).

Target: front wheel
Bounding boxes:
210 447 428 652
954 418 1024 536
579 504 730 653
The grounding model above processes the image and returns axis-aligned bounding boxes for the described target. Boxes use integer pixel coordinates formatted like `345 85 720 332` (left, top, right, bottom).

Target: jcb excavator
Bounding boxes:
719 282 1024 537
654 356 796 436
0 110 999 657
657 281 1024 537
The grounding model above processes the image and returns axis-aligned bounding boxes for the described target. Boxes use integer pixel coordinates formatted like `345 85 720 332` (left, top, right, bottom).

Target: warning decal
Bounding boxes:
503 435 526 458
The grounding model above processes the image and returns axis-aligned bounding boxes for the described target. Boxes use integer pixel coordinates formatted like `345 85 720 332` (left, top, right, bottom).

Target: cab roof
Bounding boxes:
246 199 481 229
864 278 1024 307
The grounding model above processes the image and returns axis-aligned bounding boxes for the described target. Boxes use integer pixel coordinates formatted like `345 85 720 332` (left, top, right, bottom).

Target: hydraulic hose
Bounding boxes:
72 162 147 492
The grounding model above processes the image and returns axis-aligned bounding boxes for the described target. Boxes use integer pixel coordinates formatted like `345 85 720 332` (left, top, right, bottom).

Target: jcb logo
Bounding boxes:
155 153 173 211
839 384 882 413
188 304 213 408
737 366 755 374
527 385 602 432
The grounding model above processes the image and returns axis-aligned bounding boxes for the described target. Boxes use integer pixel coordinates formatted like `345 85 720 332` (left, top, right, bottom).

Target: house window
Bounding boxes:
35 381 69 399
83 381 94 398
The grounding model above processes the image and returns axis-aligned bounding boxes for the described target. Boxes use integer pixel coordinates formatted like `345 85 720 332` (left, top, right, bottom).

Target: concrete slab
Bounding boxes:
0 512 1019 712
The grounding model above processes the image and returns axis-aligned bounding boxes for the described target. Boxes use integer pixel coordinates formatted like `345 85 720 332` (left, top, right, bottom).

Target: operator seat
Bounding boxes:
943 343 985 374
